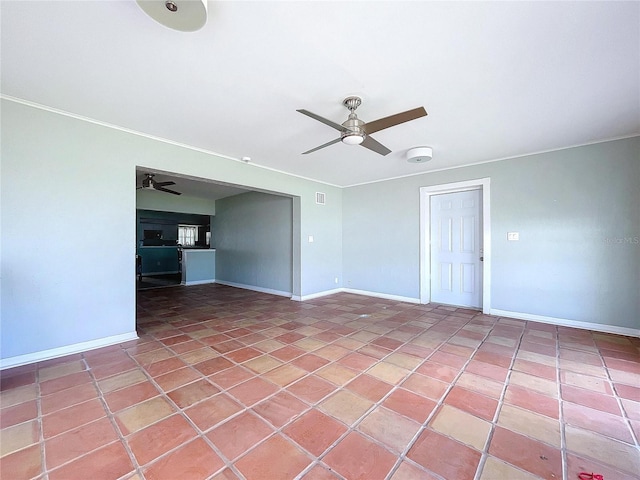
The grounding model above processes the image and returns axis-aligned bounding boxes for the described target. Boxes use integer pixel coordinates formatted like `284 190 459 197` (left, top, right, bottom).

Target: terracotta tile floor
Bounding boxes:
1 284 639 479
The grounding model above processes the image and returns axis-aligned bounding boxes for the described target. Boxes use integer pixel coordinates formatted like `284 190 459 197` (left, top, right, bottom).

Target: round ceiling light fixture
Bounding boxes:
136 0 208 32
406 146 433 163
341 132 365 145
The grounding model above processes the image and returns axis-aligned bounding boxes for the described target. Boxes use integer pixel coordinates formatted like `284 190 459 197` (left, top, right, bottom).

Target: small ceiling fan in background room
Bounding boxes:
298 96 428 155
137 173 182 195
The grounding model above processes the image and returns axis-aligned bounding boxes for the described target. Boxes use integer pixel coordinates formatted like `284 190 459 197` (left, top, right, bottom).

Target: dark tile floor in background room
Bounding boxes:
1 283 639 479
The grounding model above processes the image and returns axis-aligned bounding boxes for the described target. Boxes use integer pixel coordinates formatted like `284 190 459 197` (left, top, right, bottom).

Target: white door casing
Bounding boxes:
419 178 491 313
429 189 482 308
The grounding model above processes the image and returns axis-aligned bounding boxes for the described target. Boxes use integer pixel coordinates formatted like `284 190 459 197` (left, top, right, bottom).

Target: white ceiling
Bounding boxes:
2 1 639 189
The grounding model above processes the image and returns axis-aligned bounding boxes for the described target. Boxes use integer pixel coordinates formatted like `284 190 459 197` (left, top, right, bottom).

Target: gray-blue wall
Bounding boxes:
1 99 342 363
343 137 640 329
213 192 293 295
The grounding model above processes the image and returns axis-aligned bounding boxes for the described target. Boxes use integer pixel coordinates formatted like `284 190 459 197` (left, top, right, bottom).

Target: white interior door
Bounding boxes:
430 189 483 308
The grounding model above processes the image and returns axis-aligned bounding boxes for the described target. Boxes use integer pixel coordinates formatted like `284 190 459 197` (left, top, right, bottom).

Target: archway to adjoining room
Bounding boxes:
134 168 301 326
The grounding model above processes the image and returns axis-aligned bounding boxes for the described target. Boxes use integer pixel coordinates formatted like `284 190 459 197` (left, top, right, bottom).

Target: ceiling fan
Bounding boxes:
137 173 182 195
297 96 427 156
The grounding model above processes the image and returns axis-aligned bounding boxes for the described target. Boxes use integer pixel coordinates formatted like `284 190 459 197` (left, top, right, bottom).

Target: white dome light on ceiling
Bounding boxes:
136 0 207 32
406 146 433 163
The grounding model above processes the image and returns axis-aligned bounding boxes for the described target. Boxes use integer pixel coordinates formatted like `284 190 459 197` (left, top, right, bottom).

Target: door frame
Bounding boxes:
419 178 491 313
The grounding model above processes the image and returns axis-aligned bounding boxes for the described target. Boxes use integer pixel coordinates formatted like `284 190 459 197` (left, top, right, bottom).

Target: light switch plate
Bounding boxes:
507 232 520 241
308 235 314 243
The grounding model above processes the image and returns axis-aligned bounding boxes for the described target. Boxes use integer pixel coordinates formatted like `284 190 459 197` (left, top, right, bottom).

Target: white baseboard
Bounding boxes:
292 287 420 304
343 288 421 304
0 331 139 370
214 280 291 298
490 309 640 338
294 288 344 301
182 279 216 286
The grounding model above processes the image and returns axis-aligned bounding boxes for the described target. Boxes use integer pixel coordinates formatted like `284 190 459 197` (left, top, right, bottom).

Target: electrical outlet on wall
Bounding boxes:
507 232 520 241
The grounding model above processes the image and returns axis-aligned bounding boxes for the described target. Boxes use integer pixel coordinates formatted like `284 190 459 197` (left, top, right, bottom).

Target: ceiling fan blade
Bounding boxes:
297 109 346 132
154 181 176 187
302 137 342 155
363 107 427 135
156 187 182 195
360 136 392 156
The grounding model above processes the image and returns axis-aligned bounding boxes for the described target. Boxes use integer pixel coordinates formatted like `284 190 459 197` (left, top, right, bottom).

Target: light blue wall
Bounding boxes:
343 137 640 329
0 99 342 362
183 250 215 284
213 192 293 294
1 103 137 359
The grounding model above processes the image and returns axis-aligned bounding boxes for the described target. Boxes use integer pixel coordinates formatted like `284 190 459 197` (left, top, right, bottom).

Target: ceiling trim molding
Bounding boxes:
0 94 342 189
343 133 640 189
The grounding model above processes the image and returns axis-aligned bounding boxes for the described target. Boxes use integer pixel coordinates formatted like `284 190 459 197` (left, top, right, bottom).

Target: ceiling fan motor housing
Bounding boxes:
341 114 366 142
142 174 153 188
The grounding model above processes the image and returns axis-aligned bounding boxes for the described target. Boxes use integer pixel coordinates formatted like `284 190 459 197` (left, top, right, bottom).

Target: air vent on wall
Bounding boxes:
315 192 326 205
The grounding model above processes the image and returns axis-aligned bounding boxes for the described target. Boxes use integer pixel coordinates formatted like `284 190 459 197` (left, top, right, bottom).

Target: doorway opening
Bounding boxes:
135 168 302 325
419 178 491 313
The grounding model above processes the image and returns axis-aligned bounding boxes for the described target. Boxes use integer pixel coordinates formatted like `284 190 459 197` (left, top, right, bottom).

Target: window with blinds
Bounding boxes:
178 225 198 246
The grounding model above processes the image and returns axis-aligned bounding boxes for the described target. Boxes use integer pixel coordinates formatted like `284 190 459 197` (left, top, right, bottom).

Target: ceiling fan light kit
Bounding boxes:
341 134 364 145
136 0 207 32
298 96 427 156
406 146 433 163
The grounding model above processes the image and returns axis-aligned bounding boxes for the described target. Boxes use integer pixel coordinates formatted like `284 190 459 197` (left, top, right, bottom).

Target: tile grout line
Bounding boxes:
123 341 248 480
137 311 363 475
232 308 440 479
36 362 47 480
340 310 517 479
472 316 528 480
384 314 485 479
598 344 640 450
203 306 460 479
84 352 145 480
356 312 481 470
206 306 402 477
377 311 499 480
36 359 96 478
557 329 640 478
556 326 568 480
290 309 456 479
35 355 143 479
